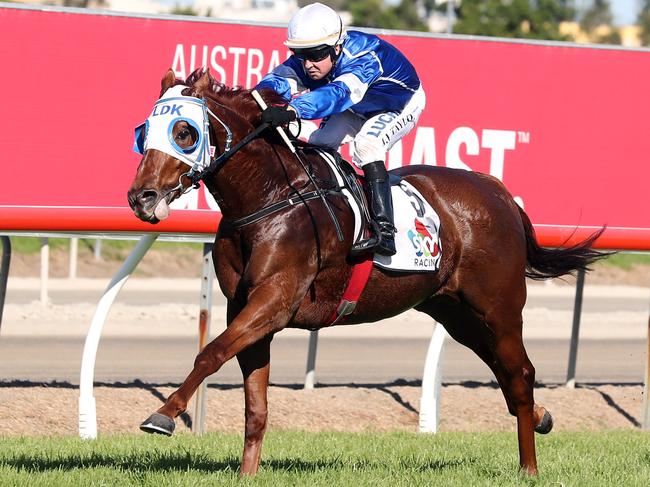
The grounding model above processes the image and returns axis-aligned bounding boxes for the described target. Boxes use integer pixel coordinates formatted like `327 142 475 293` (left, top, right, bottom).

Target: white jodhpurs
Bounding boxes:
308 85 426 168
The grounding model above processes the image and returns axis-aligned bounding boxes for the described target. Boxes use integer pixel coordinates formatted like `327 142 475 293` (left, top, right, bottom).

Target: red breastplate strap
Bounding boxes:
327 258 374 325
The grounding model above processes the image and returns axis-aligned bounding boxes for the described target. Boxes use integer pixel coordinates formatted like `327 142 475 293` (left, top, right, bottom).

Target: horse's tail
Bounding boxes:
517 206 610 281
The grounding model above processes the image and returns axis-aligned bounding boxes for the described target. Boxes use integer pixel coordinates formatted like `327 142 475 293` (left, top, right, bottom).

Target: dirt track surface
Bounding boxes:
0 382 644 437
2 247 649 436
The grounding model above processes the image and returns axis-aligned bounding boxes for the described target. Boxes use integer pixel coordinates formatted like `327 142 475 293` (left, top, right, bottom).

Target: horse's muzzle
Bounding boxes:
127 188 161 223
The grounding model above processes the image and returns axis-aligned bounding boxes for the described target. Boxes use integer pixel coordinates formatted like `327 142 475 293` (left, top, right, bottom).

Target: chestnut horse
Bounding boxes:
127 69 605 476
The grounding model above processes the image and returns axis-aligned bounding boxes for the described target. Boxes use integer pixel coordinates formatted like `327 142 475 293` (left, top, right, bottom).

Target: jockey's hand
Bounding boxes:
261 106 297 127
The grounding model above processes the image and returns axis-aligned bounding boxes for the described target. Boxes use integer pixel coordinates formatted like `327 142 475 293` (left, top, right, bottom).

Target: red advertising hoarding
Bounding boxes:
0 5 648 248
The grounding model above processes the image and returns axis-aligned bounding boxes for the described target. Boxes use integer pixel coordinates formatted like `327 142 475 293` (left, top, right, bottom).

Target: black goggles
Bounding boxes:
291 45 332 62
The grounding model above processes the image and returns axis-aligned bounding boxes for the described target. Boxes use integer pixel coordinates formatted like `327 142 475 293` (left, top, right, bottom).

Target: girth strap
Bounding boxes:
225 188 343 229
327 257 374 326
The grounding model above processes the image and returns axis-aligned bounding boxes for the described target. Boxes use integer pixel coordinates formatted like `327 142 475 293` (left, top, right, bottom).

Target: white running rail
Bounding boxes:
78 233 158 439
419 323 448 433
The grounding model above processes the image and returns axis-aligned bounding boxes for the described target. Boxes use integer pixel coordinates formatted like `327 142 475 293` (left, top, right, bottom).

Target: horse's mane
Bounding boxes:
178 68 287 124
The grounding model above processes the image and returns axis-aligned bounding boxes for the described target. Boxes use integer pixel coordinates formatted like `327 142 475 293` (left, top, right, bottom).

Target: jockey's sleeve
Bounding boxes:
288 81 353 119
289 53 382 120
255 60 308 102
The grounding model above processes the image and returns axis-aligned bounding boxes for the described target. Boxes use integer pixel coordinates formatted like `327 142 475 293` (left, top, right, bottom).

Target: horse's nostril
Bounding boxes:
137 189 159 208
127 191 137 209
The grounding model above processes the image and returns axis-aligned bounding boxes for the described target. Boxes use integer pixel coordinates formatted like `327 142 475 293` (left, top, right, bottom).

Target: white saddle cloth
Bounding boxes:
315 149 442 272
373 180 442 272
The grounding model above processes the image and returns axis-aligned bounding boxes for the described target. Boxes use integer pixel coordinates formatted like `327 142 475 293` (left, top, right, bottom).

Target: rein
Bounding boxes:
177 94 343 242
187 120 270 187
185 97 345 239
224 188 342 229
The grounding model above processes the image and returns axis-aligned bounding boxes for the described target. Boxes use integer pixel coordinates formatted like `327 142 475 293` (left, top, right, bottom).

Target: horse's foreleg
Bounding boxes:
141 285 294 434
236 335 271 476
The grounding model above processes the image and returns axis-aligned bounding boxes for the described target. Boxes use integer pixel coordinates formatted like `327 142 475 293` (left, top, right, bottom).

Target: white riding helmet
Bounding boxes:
285 2 346 49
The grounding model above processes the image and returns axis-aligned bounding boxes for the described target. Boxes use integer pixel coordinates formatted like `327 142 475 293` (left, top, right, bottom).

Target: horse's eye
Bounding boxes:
172 121 199 150
176 129 190 140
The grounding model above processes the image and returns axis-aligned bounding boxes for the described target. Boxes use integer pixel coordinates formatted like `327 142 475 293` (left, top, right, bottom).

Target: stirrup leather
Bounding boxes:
350 221 383 256
350 221 396 257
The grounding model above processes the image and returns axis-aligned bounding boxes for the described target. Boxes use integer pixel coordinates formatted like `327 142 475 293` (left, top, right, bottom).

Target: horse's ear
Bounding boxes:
191 69 212 97
160 69 177 96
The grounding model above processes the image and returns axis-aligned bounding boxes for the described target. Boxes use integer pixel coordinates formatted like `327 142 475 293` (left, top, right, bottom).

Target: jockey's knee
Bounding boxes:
309 111 363 149
352 134 385 168
308 127 343 149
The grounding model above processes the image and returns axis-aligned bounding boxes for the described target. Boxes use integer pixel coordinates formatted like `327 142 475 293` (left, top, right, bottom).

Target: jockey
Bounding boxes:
256 2 425 257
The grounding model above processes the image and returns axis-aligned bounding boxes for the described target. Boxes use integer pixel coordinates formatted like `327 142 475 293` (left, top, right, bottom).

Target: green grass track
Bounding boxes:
0 430 648 486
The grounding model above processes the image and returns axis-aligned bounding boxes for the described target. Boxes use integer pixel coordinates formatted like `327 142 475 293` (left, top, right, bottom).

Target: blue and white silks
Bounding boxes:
256 30 421 120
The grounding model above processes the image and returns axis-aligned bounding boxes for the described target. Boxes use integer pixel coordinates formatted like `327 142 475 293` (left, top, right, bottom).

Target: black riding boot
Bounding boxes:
351 161 397 257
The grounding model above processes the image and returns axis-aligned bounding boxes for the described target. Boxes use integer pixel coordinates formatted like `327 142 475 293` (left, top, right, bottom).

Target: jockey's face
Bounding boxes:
297 46 341 81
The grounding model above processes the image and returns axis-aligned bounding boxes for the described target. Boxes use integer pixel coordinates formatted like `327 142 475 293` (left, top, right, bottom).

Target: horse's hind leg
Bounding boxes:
490 326 538 475
417 296 549 475
236 335 272 476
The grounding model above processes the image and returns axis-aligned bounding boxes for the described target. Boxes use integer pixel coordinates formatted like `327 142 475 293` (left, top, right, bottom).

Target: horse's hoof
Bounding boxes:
535 409 553 434
140 413 175 436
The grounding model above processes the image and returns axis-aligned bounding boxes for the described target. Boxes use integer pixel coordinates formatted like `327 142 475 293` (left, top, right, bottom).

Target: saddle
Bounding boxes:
299 143 383 252
296 142 442 268
296 144 442 324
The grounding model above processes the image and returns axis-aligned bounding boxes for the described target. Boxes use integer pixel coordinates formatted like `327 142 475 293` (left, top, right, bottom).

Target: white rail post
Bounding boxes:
192 242 213 435
40 237 49 305
69 237 78 279
419 322 448 433
79 233 158 439
94 239 102 260
304 330 319 389
566 268 586 388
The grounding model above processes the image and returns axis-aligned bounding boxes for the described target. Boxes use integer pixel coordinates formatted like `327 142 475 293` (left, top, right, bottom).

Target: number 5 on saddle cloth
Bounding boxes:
313 148 442 272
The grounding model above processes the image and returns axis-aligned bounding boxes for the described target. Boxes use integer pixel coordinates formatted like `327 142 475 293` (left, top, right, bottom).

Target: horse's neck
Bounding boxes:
207 137 303 220
204 93 327 221
203 94 266 217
